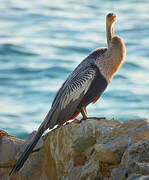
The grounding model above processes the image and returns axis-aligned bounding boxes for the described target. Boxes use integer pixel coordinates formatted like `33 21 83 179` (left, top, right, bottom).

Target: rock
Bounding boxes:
110 140 149 180
0 130 24 166
93 144 119 164
0 130 24 180
127 174 149 180
0 118 149 180
0 130 43 180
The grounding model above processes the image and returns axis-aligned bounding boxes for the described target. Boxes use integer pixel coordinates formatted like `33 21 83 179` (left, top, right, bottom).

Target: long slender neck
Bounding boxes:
106 21 114 48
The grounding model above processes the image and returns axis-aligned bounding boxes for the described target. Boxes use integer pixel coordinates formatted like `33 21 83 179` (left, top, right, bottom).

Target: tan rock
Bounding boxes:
93 144 119 164
0 130 24 167
0 130 43 180
0 118 149 180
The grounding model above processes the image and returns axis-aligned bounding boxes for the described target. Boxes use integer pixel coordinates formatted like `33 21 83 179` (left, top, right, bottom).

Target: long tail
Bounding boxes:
9 112 51 177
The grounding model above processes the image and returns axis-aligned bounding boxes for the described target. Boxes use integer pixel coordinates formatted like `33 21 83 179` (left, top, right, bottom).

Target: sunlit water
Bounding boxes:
0 0 149 139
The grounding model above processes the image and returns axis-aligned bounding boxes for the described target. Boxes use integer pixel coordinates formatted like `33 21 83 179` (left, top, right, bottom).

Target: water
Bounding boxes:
0 0 149 139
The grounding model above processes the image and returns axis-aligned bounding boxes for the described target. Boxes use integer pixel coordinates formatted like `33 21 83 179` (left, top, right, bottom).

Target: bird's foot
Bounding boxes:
75 117 106 124
88 117 106 121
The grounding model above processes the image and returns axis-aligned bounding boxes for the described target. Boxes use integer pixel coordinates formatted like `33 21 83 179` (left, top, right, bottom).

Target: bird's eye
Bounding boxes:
107 13 116 18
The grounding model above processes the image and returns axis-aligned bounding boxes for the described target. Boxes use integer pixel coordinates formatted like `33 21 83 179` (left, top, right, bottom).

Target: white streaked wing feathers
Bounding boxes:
59 67 96 110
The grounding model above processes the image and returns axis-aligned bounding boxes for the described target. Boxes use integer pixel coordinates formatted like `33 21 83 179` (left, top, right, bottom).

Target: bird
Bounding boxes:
9 12 126 177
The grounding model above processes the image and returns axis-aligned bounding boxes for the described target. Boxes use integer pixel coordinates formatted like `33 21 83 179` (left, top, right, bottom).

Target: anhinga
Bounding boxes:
10 13 126 177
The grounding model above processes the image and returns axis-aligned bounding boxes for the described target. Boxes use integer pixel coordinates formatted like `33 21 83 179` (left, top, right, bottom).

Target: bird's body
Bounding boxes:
10 13 126 177
47 48 108 128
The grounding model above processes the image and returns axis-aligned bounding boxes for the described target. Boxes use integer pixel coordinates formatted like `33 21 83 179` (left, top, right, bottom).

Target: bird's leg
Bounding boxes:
81 107 106 121
80 107 88 120
75 107 87 123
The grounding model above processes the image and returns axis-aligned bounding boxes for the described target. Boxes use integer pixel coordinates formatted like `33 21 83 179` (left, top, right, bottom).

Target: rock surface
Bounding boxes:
0 118 149 180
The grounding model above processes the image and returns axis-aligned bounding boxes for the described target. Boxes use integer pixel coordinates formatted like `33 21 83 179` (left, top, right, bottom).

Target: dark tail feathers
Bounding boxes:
9 125 45 177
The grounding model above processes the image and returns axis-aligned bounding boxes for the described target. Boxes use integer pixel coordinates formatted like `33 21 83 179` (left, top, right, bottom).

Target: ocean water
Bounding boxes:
0 0 149 139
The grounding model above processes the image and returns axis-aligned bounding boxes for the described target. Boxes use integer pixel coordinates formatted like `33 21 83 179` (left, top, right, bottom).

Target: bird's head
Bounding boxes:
106 13 116 25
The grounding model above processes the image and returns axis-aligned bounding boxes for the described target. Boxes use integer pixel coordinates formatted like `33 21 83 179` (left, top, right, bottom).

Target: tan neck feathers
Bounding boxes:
95 36 126 83
106 22 114 48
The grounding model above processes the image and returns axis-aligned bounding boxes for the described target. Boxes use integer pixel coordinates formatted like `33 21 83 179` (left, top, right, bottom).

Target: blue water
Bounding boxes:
0 0 149 139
